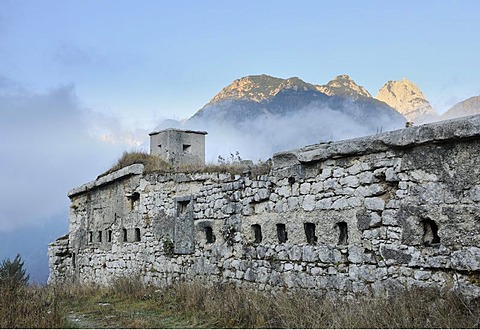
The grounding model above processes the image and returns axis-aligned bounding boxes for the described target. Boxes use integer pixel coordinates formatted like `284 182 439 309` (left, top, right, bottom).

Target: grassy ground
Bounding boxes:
0 284 65 328
60 280 207 329
2 277 480 328
59 278 480 328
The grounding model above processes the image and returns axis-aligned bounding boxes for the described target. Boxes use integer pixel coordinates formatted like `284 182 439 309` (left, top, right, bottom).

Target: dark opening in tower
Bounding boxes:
251 224 262 244
422 219 440 246
304 222 317 244
337 222 348 245
135 228 141 242
205 226 215 243
177 200 190 215
277 223 287 243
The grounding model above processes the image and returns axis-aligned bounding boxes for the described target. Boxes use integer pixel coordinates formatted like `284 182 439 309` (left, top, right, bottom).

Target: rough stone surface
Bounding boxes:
49 115 480 298
376 78 435 122
149 129 207 166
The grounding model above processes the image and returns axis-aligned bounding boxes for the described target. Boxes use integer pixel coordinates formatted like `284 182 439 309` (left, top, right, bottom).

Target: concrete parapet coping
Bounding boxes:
68 164 144 198
273 114 480 169
149 128 208 136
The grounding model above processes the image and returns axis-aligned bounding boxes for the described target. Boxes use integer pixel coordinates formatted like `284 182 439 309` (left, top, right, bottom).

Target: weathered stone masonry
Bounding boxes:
49 115 480 297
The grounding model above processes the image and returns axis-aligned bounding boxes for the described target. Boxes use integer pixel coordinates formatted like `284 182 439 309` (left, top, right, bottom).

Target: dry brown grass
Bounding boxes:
109 274 157 300
0 284 65 328
156 281 480 328
98 151 172 178
2 278 480 328
98 151 272 178
199 160 272 177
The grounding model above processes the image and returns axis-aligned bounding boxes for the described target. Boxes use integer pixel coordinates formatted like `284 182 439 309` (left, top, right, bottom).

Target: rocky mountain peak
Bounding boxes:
189 73 405 134
209 74 283 104
442 96 480 120
376 78 434 122
209 75 316 104
315 74 372 98
272 77 317 94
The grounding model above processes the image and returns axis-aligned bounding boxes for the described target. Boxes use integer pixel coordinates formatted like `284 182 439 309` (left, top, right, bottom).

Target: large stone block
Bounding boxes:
364 197 385 211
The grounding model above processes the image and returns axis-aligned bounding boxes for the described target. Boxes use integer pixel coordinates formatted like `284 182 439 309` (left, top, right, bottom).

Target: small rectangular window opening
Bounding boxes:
423 219 440 246
127 192 140 210
182 144 192 153
205 226 215 243
72 253 76 268
337 222 348 245
277 223 287 243
98 231 102 243
304 223 317 245
177 200 190 215
123 228 128 242
107 230 112 242
135 228 141 242
251 224 262 244
88 231 93 243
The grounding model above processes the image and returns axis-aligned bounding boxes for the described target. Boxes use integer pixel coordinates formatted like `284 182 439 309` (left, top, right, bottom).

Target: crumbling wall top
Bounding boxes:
67 164 144 198
273 115 480 169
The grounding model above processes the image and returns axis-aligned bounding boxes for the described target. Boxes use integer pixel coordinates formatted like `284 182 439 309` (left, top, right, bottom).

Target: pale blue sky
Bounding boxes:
0 0 479 281
2 0 479 124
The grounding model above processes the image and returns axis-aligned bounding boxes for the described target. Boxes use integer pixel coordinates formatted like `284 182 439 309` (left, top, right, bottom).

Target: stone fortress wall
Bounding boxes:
49 115 480 297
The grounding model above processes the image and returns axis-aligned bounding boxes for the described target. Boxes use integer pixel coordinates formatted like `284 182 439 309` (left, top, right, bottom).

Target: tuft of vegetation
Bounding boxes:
98 151 172 178
0 253 30 290
0 254 65 328
110 274 154 300
98 151 272 179
198 160 271 177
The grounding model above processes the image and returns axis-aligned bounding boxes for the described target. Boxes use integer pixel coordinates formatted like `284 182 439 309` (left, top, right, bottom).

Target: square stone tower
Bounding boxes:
149 128 208 166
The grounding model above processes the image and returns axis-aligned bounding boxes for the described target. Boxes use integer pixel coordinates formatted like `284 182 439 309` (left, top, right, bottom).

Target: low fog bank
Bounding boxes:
155 104 404 163
0 76 143 281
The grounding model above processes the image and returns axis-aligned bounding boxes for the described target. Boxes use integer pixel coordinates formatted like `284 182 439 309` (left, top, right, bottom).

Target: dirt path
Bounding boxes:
66 312 102 329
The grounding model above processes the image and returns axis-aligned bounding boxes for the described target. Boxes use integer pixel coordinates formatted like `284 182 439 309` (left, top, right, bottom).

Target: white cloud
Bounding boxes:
178 102 403 163
0 77 137 231
0 76 152 281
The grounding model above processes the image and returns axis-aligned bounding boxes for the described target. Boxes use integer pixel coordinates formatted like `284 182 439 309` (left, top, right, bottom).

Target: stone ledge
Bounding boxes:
273 114 480 169
68 164 144 198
